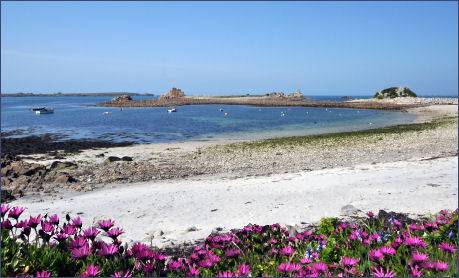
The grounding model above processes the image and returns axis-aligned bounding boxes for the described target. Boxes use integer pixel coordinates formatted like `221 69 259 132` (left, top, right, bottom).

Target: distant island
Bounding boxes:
1 92 155 97
97 87 454 110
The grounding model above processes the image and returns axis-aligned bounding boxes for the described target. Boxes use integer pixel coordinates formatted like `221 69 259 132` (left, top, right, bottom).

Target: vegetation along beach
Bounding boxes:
1 1 458 277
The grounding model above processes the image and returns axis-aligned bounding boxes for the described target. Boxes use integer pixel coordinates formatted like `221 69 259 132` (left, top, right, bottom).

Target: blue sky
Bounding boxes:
1 1 457 96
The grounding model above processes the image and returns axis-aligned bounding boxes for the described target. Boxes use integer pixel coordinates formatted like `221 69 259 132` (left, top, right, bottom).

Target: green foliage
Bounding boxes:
1 209 458 277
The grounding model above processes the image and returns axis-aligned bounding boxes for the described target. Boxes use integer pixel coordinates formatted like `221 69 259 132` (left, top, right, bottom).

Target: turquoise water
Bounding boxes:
1 96 416 143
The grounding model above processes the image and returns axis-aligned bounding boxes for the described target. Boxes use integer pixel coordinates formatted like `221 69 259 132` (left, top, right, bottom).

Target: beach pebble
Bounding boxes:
121 156 133 161
105 156 122 163
186 226 198 232
341 204 359 216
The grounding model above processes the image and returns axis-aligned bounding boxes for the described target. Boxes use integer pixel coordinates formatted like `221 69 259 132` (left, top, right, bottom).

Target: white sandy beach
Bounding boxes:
12 155 458 247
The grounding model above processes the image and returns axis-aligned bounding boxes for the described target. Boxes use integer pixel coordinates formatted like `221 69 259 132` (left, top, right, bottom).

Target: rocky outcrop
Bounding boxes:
374 87 417 99
160 88 185 100
111 95 133 102
0 155 81 198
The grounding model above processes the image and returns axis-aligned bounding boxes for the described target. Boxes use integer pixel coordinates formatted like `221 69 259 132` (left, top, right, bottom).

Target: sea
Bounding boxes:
1 95 417 143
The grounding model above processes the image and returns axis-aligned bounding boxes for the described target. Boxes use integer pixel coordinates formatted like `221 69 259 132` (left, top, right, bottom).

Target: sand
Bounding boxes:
12 156 458 247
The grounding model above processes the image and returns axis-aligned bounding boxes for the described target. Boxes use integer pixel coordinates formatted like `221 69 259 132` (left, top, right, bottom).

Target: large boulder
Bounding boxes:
54 172 78 184
374 87 417 99
160 88 185 100
111 95 133 102
49 161 77 171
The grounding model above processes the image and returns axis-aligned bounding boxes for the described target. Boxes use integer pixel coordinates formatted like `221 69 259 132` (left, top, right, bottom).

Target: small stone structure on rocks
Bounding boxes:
160 88 185 100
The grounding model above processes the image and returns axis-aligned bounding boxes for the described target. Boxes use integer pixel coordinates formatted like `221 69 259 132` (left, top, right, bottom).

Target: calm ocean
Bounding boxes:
1 95 416 143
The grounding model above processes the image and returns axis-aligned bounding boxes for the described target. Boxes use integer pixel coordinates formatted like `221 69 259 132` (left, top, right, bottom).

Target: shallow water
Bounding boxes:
1 96 416 143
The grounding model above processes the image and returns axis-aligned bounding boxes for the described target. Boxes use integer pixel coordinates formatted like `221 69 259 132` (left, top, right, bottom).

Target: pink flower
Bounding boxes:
391 236 403 249
1 219 13 229
83 227 100 240
71 243 90 259
410 265 422 277
311 262 328 273
54 232 68 242
424 222 438 230
409 224 424 231
167 259 184 271
72 216 83 228
28 215 41 228
107 227 124 239
63 224 77 235
8 206 25 219
370 233 381 242
237 264 251 276
440 209 449 215
70 236 88 249
187 267 200 277
98 219 115 232
300 257 312 264
277 262 301 273
36 270 52 277
98 243 119 257
411 251 429 263
225 248 241 258
112 270 131 277
279 245 295 256
48 214 59 225
433 261 449 272
16 219 29 229
1 204 10 218
367 211 375 218
372 267 395 277
379 246 396 256
41 221 54 234
217 271 234 277
130 243 155 260
340 256 359 267
144 261 157 274
438 242 456 253
81 264 100 277
369 249 384 261
404 236 427 248
198 259 215 268
421 261 434 270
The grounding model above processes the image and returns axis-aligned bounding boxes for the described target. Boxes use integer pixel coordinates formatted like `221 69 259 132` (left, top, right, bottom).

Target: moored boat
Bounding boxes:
31 107 46 111
35 108 54 114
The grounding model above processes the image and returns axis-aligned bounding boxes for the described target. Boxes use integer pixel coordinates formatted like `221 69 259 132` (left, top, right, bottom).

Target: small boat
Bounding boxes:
35 108 54 114
168 108 177 113
224 112 229 117
219 108 224 112
103 111 111 115
31 107 46 112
